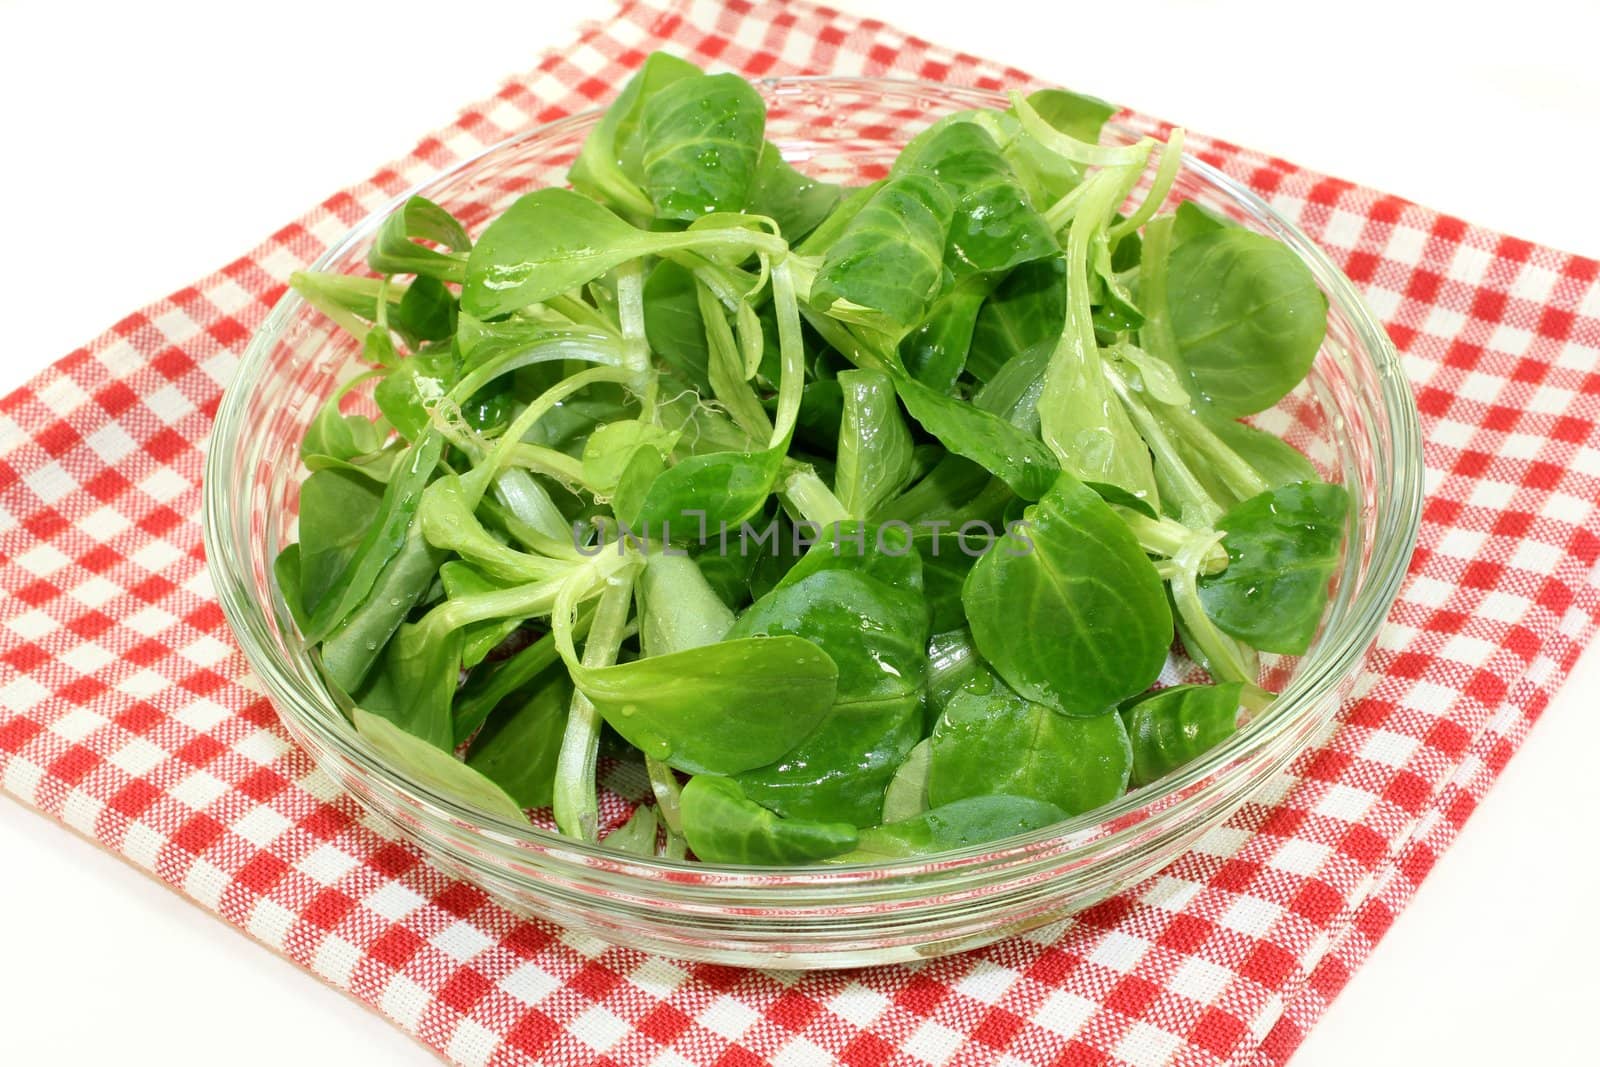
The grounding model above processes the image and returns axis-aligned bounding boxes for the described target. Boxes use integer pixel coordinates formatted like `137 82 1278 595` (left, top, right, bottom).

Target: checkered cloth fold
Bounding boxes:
3 1 1598 1064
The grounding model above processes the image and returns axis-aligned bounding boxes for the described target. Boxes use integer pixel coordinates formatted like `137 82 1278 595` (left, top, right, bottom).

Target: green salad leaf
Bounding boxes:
276 52 1346 866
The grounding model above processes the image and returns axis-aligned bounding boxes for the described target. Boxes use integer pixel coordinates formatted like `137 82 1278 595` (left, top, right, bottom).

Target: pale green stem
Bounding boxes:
1157 404 1272 503
1170 531 1258 685
1137 215 1181 365
1116 507 1227 572
769 258 808 448
462 365 636 504
1104 362 1223 526
782 468 849 528
614 259 651 374
1010 91 1157 166
543 293 620 335
504 443 587 487
449 332 628 405
646 758 685 837
552 559 640 841
1109 128 1187 241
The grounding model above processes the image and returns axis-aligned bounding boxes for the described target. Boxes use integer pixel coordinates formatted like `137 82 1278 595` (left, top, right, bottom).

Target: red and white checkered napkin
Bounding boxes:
2 1 1598 1064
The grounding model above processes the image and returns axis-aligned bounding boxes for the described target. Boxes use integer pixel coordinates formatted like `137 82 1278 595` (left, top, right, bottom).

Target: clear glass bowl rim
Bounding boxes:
203 75 1424 889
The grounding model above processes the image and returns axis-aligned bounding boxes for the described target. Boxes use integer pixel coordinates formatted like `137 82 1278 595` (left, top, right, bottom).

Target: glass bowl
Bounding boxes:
203 77 1422 968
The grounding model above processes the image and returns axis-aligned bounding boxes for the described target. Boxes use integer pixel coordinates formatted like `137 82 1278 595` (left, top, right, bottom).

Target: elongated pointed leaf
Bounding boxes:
893 375 1058 501
834 369 915 519
569 51 702 217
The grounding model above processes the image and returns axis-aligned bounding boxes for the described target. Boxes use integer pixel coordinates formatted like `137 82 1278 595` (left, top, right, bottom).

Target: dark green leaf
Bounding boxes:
465 663 571 807
368 196 470 282
639 73 766 220
745 141 841 241
631 447 784 542
900 273 996 391
811 174 954 329
733 698 922 827
834 369 915 518
305 429 444 644
1121 683 1241 786
356 620 463 750
1085 480 1159 519
453 618 586 744
680 775 858 865
962 472 1171 716
373 351 456 441
1171 199 1231 244
642 259 712 393
872 454 990 525
929 688 1132 816
574 635 838 774
610 444 667 529
896 119 1058 276
319 522 449 694
925 627 996 719
569 51 703 218
744 513 803 600
1165 227 1328 416
301 390 385 466
893 375 1058 501
793 378 844 454
1197 481 1347 654
793 181 882 257
968 257 1065 382
847 795 1068 859
273 545 308 631
728 526 928 825
296 469 383 617
392 276 458 342
691 544 758 612
772 520 923 594
916 532 981 633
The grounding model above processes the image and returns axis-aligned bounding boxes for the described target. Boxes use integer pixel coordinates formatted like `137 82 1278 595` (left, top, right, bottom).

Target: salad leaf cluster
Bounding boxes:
275 53 1348 865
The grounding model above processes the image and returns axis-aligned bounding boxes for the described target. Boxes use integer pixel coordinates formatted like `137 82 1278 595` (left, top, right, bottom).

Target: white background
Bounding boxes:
1 1 1598 1063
